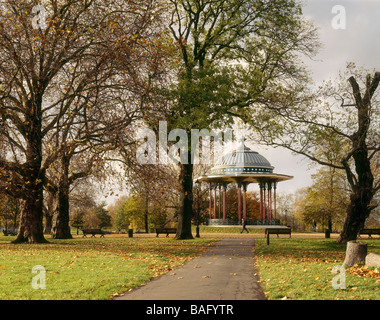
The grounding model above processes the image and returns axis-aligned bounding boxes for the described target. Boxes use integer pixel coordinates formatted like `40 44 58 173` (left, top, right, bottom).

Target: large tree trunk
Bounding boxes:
13 112 48 244
13 190 47 244
337 74 378 244
175 161 194 240
337 190 373 243
337 146 374 243
51 153 73 239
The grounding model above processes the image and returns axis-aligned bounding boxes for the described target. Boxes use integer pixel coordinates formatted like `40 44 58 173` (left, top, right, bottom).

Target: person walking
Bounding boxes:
241 218 249 234
312 220 317 232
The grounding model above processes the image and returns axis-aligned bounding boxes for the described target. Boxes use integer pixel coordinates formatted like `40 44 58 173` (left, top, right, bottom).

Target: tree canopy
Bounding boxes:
165 0 319 239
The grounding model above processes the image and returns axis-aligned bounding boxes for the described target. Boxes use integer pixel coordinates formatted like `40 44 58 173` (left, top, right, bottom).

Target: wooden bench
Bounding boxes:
265 227 291 245
265 228 291 238
156 228 177 237
82 228 105 238
358 228 380 238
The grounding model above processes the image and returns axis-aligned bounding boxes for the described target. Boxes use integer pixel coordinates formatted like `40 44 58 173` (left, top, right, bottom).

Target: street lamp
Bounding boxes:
195 179 200 238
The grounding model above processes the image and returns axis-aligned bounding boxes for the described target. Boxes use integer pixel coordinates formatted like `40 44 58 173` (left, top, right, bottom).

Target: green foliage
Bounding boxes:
148 205 169 229
114 196 145 231
166 0 319 239
300 167 349 231
95 202 112 229
114 206 130 231
71 211 85 229
168 0 319 131
0 194 19 229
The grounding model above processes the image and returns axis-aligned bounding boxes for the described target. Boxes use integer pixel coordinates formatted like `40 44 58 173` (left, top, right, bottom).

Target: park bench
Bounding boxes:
358 228 380 238
82 228 105 238
265 227 291 238
265 227 291 245
156 228 177 237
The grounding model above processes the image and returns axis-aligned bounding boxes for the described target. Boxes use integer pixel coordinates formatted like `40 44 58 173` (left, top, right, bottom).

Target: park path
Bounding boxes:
114 238 266 300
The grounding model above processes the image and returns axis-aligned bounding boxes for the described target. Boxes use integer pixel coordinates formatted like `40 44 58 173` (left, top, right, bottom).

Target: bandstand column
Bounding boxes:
259 182 264 220
242 183 247 220
273 181 277 220
268 182 272 220
237 182 242 221
222 184 227 221
218 184 222 219
213 185 217 219
209 183 212 220
263 182 266 220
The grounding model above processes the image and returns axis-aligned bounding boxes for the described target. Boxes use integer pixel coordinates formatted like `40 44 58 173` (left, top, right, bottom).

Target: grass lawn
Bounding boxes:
1 230 379 301
254 237 380 300
0 235 216 300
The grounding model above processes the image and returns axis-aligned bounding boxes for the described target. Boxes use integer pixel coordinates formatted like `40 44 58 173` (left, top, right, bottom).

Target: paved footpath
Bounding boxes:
114 238 266 300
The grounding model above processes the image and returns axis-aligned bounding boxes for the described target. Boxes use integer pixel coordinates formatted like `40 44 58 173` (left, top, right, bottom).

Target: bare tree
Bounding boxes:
247 65 380 243
0 0 169 243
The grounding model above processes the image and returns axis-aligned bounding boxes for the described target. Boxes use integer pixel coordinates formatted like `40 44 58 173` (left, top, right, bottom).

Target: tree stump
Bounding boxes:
343 241 368 267
365 253 380 268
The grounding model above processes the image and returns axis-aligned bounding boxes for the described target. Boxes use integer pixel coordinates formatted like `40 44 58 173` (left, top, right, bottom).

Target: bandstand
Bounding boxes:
196 141 293 226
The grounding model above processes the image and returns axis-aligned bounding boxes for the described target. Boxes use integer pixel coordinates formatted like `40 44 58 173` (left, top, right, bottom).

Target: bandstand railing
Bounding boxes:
207 219 280 226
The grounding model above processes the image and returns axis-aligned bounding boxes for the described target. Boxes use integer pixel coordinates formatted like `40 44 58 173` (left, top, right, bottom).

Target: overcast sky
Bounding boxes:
252 0 380 195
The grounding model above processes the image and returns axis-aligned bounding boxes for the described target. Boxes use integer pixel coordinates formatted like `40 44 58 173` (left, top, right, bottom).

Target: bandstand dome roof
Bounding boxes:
197 141 293 184
211 142 274 175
